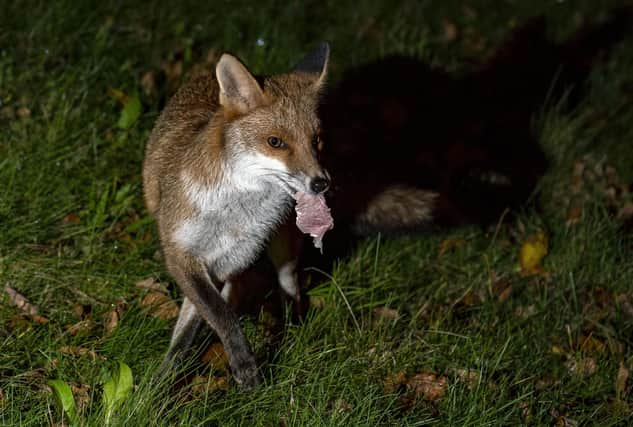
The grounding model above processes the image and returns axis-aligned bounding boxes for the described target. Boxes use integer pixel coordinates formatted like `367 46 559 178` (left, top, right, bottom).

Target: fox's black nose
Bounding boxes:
310 177 330 194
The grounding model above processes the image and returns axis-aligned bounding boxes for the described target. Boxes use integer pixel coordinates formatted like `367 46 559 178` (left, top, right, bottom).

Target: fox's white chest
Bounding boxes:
174 172 292 280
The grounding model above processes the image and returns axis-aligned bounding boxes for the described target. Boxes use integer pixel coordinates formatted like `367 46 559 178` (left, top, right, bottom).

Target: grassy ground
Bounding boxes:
1 0 633 425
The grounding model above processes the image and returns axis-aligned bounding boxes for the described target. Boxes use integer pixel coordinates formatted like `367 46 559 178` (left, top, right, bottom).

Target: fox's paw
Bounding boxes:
230 354 261 389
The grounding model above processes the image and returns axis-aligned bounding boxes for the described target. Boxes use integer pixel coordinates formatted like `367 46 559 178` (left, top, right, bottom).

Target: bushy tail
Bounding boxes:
352 185 437 235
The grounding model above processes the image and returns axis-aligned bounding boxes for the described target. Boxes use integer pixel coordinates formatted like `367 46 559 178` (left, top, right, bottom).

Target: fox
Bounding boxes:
143 43 333 387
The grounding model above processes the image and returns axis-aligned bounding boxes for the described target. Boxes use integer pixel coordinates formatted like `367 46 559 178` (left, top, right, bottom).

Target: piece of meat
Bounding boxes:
295 191 334 251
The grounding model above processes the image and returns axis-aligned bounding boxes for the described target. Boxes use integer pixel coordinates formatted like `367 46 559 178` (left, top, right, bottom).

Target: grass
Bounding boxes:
1 0 633 425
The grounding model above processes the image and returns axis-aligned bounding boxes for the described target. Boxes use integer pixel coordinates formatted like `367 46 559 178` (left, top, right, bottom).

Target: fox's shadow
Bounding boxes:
229 9 631 318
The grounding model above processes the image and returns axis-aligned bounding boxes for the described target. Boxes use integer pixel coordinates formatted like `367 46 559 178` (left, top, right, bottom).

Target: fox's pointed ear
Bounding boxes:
216 54 265 113
294 42 329 87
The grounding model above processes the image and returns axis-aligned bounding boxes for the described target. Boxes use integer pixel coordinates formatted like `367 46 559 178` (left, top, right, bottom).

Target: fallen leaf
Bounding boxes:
373 306 400 320
519 232 548 275
332 398 353 414
201 343 228 371
407 371 448 402
566 357 597 377
135 277 168 294
514 304 536 318
65 319 94 336
72 303 91 319
104 309 119 334
519 401 531 423
383 371 407 394
497 285 513 303
454 368 479 390
565 204 583 226
70 383 91 411
579 334 606 356
106 87 128 104
16 106 31 119
4 284 38 315
4 285 49 323
551 409 578 427
62 213 81 225
141 292 179 320
191 375 229 396
59 346 98 361
438 238 466 257
616 362 629 397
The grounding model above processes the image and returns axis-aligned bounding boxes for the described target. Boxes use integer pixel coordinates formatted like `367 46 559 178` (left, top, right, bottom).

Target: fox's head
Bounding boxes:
216 43 330 196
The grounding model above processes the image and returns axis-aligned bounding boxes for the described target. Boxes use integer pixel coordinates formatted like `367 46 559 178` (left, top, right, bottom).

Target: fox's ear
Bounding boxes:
216 54 265 113
294 42 329 87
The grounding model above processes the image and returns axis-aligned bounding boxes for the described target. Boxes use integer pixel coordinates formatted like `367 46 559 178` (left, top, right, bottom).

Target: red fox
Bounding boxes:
143 44 333 387
143 44 437 387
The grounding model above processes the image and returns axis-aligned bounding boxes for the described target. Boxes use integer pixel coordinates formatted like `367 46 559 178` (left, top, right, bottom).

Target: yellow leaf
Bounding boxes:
519 232 548 275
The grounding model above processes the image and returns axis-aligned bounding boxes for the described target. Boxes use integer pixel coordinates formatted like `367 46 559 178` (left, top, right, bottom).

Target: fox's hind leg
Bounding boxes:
164 297 203 364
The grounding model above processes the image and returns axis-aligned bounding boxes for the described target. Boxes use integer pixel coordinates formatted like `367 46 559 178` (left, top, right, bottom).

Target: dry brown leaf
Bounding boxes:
383 371 407 394
59 346 98 361
373 306 400 320
616 362 629 397
106 87 128 104
62 212 81 224
579 334 606 356
438 238 466 257
332 398 353 415
201 343 228 371
551 409 578 427
70 383 91 410
191 375 229 396
565 204 583 226
514 304 536 318
0 387 4 405
141 291 179 320
16 106 31 119
30 314 49 324
4 284 39 316
454 368 479 390
65 319 94 336
407 371 448 402
519 401 532 423
104 309 119 334
497 285 513 303
566 357 597 377
135 277 168 294
72 303 91 319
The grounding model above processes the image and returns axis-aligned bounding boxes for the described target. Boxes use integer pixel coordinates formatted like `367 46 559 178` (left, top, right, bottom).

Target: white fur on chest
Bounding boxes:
173 153 292 277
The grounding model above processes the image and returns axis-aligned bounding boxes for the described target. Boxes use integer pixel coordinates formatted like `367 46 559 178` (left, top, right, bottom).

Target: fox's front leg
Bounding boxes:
268 220 306 316
165 252 260 388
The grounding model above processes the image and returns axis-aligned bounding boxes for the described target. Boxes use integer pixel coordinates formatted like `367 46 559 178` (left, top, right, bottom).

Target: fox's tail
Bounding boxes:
351 185 437 235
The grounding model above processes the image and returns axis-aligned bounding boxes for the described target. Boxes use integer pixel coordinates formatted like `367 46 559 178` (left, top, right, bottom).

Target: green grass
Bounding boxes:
1 0 633 425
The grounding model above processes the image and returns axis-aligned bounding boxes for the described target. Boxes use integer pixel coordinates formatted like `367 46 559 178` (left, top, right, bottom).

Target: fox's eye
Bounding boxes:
312 135 323 151
267 136 284 148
